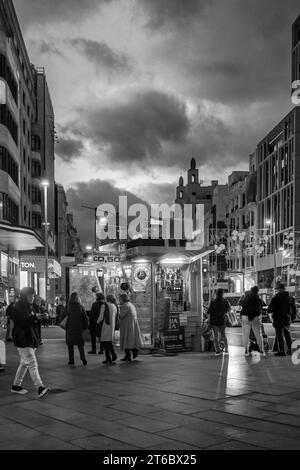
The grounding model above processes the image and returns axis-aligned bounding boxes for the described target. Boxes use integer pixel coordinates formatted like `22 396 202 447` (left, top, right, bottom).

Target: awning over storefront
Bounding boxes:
0 222 44 251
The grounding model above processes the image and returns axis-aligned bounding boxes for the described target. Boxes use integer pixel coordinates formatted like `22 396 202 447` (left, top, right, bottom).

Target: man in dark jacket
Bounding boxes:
207 289 231 355
55 297 66 325
241 286 265 356
11 287 49 397
88 293 105 354
268 284 296 356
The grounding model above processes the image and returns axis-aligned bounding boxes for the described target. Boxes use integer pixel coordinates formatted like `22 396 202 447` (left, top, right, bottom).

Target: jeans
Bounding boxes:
212 325 228 353
68 345 86 363
275 326 292 353
13 348 43 388
102 342 117 362
242 316 264 352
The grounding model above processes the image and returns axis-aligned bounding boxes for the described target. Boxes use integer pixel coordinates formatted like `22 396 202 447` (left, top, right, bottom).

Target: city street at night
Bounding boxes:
1 328 300 451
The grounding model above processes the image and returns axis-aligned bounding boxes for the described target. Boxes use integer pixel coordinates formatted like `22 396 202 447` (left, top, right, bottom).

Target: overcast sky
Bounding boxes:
15 0 300 246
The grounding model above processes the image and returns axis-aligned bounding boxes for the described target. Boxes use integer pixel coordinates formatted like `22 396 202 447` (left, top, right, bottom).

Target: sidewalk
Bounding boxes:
1 327 300 450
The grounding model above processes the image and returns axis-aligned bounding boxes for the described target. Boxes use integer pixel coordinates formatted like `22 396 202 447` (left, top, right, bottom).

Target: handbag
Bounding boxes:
59 316 68 330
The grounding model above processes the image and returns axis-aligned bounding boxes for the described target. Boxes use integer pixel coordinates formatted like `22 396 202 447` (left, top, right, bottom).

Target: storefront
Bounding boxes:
20 256 61 303
0 222 44 303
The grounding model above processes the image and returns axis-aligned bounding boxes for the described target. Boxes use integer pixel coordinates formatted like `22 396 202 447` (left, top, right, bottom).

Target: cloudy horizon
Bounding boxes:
14 0 300 246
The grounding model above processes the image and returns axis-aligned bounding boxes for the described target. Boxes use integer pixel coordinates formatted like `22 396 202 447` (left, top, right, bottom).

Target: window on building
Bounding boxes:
32 186 41 204
0 54 18 105
31 134 41 152
0 105 18 144
23 205 27 222
31 160 41 177
0 192 19 225
23 176 26 192
0 146 19 186
32 212 41 229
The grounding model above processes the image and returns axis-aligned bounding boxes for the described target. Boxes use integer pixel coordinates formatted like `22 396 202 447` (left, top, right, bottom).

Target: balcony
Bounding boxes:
0 124 18 160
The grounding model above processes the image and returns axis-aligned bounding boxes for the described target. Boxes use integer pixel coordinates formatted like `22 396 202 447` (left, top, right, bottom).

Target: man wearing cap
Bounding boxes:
10 287 49 398
268 283 297 356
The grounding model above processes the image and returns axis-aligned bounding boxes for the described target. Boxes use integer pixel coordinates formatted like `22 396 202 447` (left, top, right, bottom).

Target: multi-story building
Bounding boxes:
0 0 61 304
256 106 300 296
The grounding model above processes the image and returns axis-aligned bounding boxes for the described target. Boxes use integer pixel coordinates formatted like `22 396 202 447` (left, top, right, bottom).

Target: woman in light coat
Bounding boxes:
97 294 118 364
119 294 143 362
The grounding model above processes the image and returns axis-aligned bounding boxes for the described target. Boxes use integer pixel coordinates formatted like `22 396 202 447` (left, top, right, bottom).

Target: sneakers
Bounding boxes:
11 385 28 395
38 386 49 398
82 359 88 366
215 352 221 356
245 350 250 357
111 354 117 362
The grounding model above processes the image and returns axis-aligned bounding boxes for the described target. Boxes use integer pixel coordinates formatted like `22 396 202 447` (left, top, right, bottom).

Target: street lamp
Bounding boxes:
41 180 49 304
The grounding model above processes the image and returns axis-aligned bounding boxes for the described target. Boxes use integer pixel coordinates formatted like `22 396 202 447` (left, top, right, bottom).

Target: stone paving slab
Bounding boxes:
1 328 300 450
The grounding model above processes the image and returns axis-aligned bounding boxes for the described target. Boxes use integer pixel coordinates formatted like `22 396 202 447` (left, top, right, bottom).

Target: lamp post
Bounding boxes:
82 205 97 250
41 180 49 304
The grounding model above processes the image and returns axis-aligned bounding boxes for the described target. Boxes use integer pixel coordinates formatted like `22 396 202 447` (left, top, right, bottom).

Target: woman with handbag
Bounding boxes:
97 294 118 364
207 289 231 356
62 293 89 366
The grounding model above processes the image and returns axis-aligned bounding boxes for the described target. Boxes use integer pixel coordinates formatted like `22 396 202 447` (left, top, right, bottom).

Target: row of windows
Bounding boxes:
31 159 41 177
0 192 19 225
0 54 18 105
0 105 18 144
0 146 18 186
258 139 294 200
258 185 294 234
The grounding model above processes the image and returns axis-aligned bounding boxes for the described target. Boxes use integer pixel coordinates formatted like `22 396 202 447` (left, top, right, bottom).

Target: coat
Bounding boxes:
119 301 143 350
89 300 104 335
63 302 89 347
98 302 117 342
207 298 231 326
12 300 40 348
268 292 296 328
241 293 263 320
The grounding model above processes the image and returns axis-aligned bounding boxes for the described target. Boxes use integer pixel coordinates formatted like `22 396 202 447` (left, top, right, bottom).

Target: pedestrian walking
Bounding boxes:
55 297 66 325
88 292 105 355
5 298 18 342
268 283 296 356
119 294 143 361
62 293 89 366
240 286 265 356
97 294 118 364
10 287 49 398
207 289 230 356
48 304 56 327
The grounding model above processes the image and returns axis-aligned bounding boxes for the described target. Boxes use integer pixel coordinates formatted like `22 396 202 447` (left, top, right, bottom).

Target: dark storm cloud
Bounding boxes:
56 138 84 163
66 179 147 246
137 0 212 30
70 38 132 73
37 40 64 58
15 0 111 27
77 90 190 163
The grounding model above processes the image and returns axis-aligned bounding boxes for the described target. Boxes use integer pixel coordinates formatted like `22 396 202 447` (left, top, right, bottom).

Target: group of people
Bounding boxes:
0 287 143 397
207 283 297 357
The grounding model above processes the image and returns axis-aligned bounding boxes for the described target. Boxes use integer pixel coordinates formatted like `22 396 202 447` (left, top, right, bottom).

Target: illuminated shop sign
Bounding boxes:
20 258 61 277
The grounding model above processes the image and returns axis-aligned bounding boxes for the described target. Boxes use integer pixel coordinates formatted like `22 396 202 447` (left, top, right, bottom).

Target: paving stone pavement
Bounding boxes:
1 327 300 450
